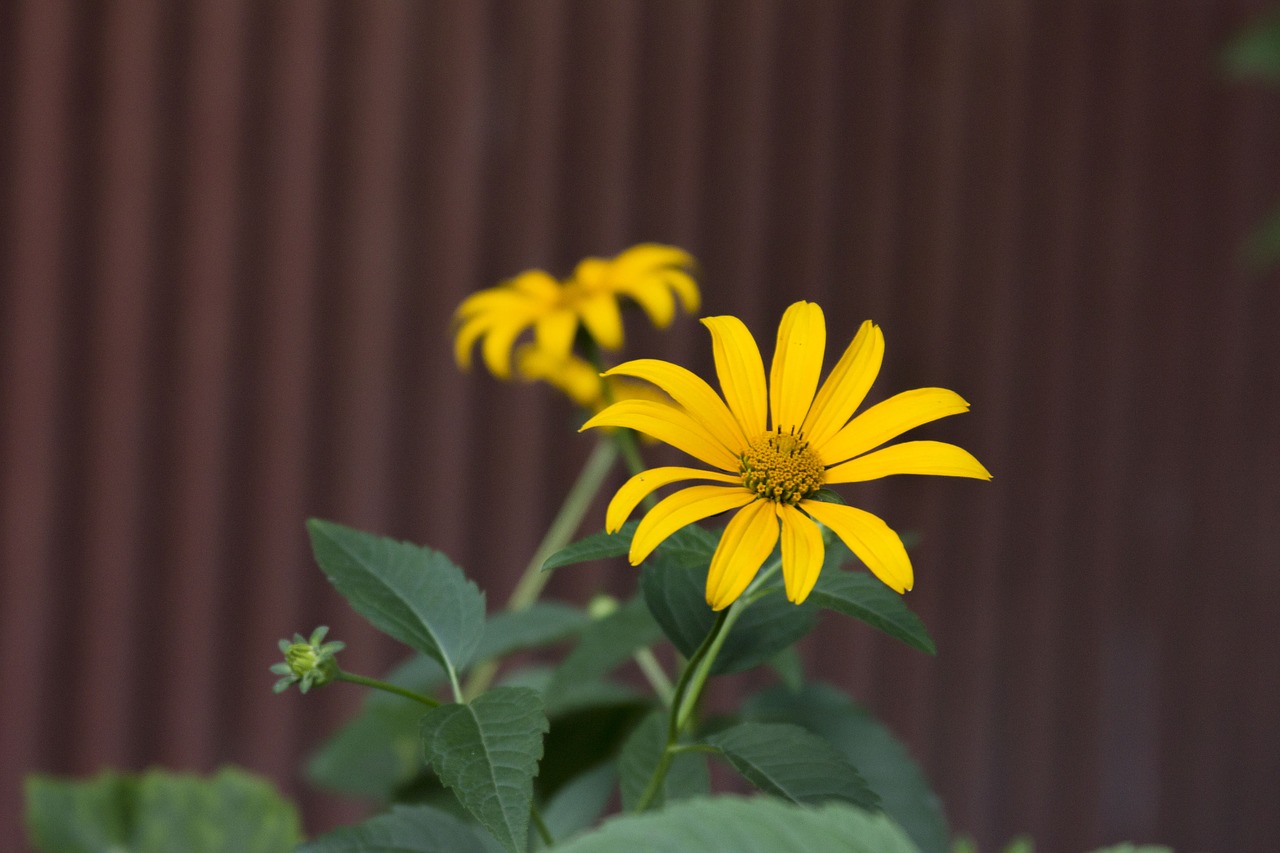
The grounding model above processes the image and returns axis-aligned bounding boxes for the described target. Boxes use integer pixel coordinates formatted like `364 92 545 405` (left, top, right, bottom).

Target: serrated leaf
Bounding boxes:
420 687 549 853
555 796 920 853
617 711 709 811
808 569 935 655
743 683 948 853
535 763 617 849
703 721 879 810
474 602 589 663
299 803 502 852
26 768 301 853
307 519 485 679
546 596 663 697
641 541 817 674
541 520 639 572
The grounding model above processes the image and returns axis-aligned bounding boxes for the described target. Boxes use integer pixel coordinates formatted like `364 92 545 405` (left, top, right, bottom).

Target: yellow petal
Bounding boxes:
613 243 694 273
605 359 747 451
479 316 529 378
581 400 741 471
769 301 826 431
630 485 756 565
819 387 971 465
701 315 767 436
605 466 741 532
800 321 884 449
534 309 579 362
706 499 779 610
509 269 561 299
579 293 624 350
800 500 913 593
618 276 677 327
662 270 700 314
824 440 992 484
453 314 491 369
776 503 825 604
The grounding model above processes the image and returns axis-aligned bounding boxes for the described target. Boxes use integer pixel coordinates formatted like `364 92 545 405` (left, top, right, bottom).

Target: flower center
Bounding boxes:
739 429 825 505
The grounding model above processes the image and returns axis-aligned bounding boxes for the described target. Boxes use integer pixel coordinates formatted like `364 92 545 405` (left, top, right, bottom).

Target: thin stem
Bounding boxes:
633 648 674 706
531 803 555 847
676 601 748 731
335 669 440 708
633 608 733 813
463 439 619 700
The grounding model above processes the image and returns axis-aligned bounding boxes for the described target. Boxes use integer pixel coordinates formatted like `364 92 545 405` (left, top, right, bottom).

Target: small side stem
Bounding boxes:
633 648 674 706
335 669 440 708
531 803 555 847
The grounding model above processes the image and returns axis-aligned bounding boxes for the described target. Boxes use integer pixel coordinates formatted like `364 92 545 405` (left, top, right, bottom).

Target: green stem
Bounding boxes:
463 438 619 700
335 669 440 708
633 607 735 813
633 647 674 705
531 803 555 847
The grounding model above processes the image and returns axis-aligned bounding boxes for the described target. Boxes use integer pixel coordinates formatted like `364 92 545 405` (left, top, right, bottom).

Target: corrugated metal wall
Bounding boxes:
3 1 1279 850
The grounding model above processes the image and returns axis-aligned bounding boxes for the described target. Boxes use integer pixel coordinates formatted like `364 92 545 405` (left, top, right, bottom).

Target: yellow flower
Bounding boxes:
514 344 672 414
581 301 991 610
453 244 700 379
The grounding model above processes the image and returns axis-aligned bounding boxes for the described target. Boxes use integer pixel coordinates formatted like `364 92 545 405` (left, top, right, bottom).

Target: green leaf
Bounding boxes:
767 647 805 691
307 519 485 679
474 602 589 663
25 771 134 852
743 683 949 853
702 721 879 810
420 687 549 853
640 535 817 674
299 803 501 852
808 569 936 655
306 699 428 801
26 768 301 853
1223 12 1280 81
541 520 639 572
546 596 663 697
554 796 920 853
617 711 709 811
535 763 617 849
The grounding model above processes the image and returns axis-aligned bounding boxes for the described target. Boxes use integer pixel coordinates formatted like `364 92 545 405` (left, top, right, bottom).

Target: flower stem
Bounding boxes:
334 669 440 708
633 606 738 813
463 438 619 700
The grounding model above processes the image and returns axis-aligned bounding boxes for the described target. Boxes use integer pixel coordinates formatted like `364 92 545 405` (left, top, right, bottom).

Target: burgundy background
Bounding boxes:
3 2 1279 850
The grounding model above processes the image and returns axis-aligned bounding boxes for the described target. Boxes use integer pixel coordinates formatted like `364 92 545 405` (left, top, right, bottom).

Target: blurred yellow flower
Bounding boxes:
582 301 991 610
453 244 699 379
514 344 670 413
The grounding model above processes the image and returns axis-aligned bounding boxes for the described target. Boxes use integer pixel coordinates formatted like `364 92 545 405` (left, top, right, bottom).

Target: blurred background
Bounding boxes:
3 1 1279 850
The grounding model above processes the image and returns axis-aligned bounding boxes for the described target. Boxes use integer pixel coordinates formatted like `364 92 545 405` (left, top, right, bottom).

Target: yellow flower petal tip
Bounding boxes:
584 299 988 609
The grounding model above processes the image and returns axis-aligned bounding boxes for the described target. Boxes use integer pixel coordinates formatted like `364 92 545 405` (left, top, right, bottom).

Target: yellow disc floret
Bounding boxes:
739 429 825 505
